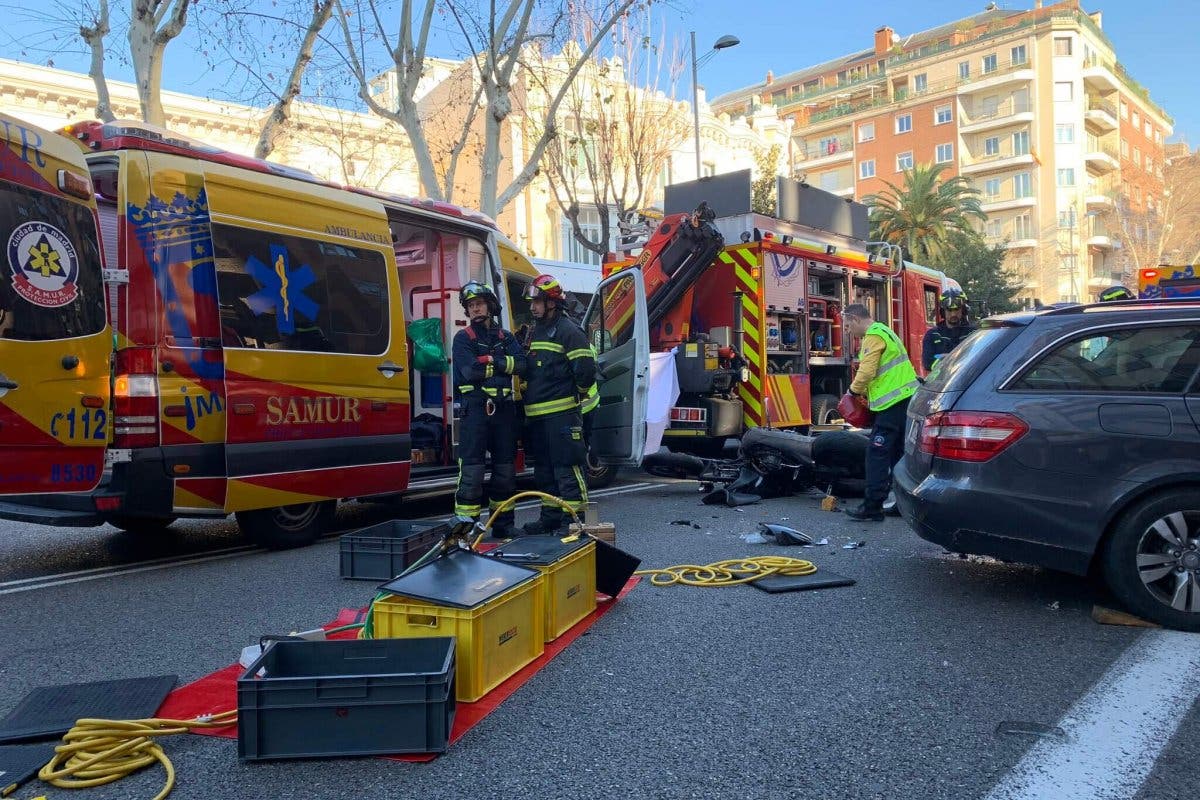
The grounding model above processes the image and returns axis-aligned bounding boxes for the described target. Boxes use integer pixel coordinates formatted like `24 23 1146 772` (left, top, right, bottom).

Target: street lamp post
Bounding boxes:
691 31 740 179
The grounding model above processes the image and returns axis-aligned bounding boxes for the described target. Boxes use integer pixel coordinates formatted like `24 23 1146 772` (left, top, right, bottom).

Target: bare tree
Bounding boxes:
127 0 191 125
1110 153 1200 276
335 0 641 218
79 0 115 121
539 6 687 256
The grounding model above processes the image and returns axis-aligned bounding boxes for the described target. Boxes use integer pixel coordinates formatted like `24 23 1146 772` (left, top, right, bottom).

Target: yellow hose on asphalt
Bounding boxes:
36 711 238 800
635 556 817 587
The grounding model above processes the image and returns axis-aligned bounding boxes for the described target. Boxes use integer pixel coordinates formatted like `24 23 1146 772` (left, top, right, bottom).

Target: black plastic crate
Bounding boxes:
339 520 448 580
237 637 455 761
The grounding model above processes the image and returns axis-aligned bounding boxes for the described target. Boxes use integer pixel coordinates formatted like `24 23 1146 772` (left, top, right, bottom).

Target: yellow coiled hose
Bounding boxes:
635 556 817 586
36 711 238 800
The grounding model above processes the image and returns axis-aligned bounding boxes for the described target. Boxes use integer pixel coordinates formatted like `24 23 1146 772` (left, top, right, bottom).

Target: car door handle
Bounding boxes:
377 361 404 377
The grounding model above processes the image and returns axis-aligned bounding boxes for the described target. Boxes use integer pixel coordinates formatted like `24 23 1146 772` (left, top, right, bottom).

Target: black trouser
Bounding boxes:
525 407 588 529
864 397 910 510
454 396 518 534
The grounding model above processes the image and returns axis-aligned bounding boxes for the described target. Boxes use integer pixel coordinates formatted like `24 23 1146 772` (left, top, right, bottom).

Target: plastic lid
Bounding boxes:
490 535 590 566
378 549 539 609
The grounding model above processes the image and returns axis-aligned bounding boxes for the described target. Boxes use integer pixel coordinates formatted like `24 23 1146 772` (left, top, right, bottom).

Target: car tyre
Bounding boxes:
237 500 336 550
810 394 841 426
584 450 619 490
1102 488 1200 631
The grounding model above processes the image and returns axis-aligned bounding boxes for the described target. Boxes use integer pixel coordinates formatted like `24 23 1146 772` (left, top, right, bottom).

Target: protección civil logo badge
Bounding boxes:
6 221 80 308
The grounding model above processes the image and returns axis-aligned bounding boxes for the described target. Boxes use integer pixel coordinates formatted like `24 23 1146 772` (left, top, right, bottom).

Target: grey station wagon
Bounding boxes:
894 299 1200 630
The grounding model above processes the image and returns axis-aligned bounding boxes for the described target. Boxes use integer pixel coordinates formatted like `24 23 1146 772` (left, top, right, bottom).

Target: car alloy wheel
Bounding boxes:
1136 510 1200 613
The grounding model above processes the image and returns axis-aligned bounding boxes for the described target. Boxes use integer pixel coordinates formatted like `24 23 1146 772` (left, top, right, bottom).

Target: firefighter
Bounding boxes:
843 303 920 522
1099 285 1134 302
452 282 526 538
521 274 597 534
920 287 974 372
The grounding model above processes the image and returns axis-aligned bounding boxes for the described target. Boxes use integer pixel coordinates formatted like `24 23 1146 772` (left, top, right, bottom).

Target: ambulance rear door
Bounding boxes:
0 114 110 495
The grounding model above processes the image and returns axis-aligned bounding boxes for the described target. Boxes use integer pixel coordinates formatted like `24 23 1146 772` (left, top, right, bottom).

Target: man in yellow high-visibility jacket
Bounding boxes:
843 303 920 522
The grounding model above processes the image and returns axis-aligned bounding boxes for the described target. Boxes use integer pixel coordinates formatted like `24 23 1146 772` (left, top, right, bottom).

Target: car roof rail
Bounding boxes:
1041 297 1200 315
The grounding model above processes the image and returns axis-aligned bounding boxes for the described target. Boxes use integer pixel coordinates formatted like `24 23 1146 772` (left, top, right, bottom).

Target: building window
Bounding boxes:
1145 157 1154 174
1014 172 1033 198
983 54 998 74
1014 213 1033 240
1059 208 1077 229
1155 130 1163 145
936 143 954 163
935 104 953 125
819 171 841 191
986 219 1003 239
1121 139 1130 157
985 136 1000 157
1054 81 1074 102
702 161 716 177
1056 124 1075 144
1132 110 1140 128
895 113 913 134
1054 36 1073 56
985 178 1002 198
560 206 609 266
914 74 928 94
896 151 914 171
818 136 842 155
1134 147 1141 167
859 160 876 179
1057 168 1076 186
959 61 970 80
1144 121 1152 138
1011 45 1027 66
1120 100 1129 119
1012 130 1030 156
858 122 876 142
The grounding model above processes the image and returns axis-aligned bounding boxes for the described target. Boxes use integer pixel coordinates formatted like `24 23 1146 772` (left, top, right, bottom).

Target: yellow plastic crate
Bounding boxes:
372 577 545 702
534 541 597 641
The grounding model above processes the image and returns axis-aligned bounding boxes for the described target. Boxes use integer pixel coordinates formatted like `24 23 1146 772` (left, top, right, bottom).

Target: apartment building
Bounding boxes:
712 1 1173 303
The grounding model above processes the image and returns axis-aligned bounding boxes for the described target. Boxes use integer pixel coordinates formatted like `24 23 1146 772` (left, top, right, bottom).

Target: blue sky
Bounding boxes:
5 1 1196 144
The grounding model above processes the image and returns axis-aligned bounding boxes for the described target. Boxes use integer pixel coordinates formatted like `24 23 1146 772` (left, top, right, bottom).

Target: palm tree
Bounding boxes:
865 163 986 264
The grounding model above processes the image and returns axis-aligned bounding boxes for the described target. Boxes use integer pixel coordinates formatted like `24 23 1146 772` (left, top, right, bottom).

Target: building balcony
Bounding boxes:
980 193 1038 213
829 185 855 198
1085 143 1120 173
959 100 1035 134
1087 234 1115 249
1005 238 1038 250
1082 55 1121 94
1085 190 1116 211
957 59 1036 96
961 151 1036 176
1084 98 1119 133
793 136 854 170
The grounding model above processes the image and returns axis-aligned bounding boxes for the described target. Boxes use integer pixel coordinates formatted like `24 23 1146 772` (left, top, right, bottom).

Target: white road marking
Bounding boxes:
984 629 1200 800
0 481 660 595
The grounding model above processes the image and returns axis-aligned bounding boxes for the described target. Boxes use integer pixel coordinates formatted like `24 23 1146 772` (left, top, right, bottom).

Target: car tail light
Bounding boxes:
113 348 159 448
919 411 1028 463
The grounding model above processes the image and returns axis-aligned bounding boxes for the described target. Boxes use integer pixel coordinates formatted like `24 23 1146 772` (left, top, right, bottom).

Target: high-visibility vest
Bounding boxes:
863 321 919 411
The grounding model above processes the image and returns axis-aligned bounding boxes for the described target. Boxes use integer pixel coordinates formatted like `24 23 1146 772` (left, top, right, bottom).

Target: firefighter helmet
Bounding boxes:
523 274 565 304
1099 285 1134 302
460 281 500 315
939 287 968 311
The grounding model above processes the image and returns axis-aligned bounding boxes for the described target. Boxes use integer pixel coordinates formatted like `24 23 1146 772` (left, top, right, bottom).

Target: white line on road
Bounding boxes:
984 629 1200 800
0 481 660 595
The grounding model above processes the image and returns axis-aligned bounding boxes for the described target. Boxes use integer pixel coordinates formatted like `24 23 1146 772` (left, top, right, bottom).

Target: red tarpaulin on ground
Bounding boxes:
155 578 638 762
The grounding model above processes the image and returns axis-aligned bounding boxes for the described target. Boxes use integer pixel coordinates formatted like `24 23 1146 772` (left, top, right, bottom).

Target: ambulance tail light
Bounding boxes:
113 348 159 448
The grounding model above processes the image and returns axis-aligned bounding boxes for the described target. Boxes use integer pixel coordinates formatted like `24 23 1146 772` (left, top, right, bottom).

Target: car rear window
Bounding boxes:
922 324 1021 393
0 183 106 341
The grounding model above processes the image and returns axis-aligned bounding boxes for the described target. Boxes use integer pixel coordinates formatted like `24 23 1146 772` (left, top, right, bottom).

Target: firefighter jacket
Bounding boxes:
921 321 975 372
523 314 597 417
452 321 526 400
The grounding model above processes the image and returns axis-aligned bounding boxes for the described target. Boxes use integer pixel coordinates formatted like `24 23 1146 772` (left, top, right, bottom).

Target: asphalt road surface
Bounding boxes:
1 475 1196 800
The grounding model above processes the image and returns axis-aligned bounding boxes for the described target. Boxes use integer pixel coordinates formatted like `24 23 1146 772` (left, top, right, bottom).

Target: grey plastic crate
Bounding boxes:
237 637 455 761
339 520 448 580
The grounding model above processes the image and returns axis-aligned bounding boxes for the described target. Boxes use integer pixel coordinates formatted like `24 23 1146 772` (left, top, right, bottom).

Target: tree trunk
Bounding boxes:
80 0 115 122
254 0 334 160
128 5 159 124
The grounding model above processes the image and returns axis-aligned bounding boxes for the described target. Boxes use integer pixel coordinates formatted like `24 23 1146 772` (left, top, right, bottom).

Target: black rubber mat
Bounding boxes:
0 675 177 743
0 741 56 796
751 570 856 593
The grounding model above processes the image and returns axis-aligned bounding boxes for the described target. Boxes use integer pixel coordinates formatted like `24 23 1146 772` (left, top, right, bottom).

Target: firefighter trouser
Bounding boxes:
525 408 588 529
864 398 910 510
454 396 518 534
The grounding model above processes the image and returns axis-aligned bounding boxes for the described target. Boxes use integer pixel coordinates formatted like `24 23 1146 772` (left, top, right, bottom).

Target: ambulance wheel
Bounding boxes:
105 515 177 535
238 500 336 550
584 452 619 490
810 394 841 426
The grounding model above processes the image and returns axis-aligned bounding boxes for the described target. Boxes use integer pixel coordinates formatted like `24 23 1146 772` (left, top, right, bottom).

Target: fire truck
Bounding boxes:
604 171 951 456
